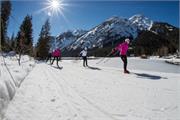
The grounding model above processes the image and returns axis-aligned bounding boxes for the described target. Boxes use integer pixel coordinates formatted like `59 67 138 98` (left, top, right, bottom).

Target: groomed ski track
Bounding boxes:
3 60 179 120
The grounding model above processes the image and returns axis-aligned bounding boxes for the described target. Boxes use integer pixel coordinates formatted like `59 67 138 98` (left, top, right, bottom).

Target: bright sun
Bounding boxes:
36 0 68 18
51 0 60 10
43 0 65 16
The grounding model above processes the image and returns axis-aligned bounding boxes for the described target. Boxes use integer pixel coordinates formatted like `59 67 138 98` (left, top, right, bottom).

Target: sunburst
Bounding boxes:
36 0 68 17
45 0 62 16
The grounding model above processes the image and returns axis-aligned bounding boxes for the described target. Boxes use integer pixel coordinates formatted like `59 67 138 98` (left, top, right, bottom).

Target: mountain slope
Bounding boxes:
49 14 178 56
129 14 153 31
67 15 155 51
51 30 87 51
69 17 139 50
134 22 179 55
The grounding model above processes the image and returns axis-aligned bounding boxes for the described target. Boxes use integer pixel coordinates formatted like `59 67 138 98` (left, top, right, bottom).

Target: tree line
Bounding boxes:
1 0 52 65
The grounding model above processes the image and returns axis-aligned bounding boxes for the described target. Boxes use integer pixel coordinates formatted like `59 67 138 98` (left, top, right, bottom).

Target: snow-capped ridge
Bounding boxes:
50 29 87 50
129 14 153 30
51 14 165 52
69 16 139 50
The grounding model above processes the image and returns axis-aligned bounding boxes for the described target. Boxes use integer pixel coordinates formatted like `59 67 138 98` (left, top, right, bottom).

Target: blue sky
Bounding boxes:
7 0 179 44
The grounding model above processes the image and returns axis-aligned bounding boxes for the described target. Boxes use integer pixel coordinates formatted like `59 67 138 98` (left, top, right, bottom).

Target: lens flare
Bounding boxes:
35 0 68 17
46 0 63 16
51 0 60 9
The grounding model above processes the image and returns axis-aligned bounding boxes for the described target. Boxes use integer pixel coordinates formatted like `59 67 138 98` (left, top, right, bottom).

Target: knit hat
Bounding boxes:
125 38 130 43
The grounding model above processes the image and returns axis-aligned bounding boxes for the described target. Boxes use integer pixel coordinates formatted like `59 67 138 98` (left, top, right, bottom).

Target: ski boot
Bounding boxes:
124 70 130 74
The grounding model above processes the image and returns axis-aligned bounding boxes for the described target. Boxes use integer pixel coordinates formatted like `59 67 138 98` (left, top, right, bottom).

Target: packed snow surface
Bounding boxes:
2 57 180 120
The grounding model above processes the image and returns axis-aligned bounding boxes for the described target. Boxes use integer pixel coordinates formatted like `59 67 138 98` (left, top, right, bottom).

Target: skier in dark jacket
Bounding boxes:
46 49 52 63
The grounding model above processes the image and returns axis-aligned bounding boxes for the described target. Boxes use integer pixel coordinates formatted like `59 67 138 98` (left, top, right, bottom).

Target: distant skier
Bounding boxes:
46 49 53 63
80 47 88 67
51 48 61 67
112 38 130 74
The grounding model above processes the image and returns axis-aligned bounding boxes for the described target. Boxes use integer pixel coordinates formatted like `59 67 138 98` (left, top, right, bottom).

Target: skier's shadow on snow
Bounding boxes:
133 73 167 80
52 66 63 70
87 66 101 70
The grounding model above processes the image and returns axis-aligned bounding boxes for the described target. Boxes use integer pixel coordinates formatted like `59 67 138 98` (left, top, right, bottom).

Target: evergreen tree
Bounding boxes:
10 33 15 50
15 15 33 55
14 15 33 65
15 31 21 52
0 0 12 51
36 19 51 59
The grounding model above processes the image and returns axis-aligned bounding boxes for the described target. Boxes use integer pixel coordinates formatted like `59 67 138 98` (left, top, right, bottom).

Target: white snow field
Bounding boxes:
2 57 180 120
0 54 35 119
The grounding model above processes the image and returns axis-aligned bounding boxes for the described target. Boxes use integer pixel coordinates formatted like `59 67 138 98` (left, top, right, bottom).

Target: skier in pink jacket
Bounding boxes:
51 48 61 67
112 38 130 73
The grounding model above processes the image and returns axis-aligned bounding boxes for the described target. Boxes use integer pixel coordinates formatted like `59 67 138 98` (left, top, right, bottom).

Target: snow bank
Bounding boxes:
165 58 180 65
149 56 180 65
0 54 35 119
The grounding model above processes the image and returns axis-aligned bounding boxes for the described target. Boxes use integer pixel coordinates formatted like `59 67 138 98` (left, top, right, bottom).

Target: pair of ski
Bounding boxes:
49 63 63 70
55 66 63 69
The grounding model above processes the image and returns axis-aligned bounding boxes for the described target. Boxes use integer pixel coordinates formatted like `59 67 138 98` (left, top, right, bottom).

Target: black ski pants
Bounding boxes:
82 56 88 67
51 56 60 66
46 53 52 63
120 55 127 71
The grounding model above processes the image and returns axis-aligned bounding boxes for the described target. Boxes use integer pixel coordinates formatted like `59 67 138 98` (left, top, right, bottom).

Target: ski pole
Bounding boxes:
103 57 111 63
96 51 113 64
103 51 119 63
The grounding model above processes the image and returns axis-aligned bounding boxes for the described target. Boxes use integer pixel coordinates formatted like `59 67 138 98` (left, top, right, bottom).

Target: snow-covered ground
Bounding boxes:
2 57 179 120
94 57 180 73
0 54 35 119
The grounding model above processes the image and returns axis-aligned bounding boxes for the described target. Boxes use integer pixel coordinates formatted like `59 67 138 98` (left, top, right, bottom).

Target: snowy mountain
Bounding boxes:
150 22 178 35
69 16 139 50
129 14 153 31
50 14 178 56
50 14 154 52
68 15 154 50
50 30 87 51
134 22 179 55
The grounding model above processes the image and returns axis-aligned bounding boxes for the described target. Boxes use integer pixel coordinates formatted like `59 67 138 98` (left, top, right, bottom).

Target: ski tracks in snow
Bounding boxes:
44 64 119 120
3 61 179 120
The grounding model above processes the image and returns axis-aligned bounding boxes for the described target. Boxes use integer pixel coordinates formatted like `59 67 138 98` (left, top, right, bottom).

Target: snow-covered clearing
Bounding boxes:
2 57 179 120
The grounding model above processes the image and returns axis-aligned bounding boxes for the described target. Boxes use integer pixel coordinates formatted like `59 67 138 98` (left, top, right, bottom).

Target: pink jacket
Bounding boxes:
115 42 129 55
52 49 61 57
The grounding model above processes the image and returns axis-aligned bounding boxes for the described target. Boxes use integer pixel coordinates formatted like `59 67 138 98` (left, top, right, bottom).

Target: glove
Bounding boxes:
111 48 116 54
